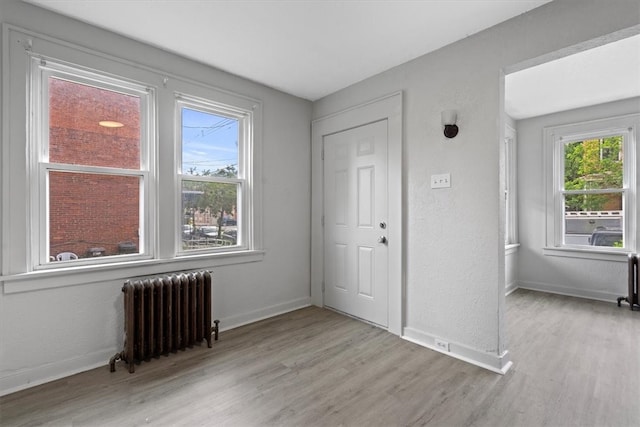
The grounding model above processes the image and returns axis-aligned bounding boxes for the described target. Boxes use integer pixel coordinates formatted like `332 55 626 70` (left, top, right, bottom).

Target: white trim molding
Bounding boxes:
2 250 265 294
403 327 513 375
505 124 518 245
0 347 115 398
310 92 403 336
2 25 264 283
518 280 623 303
0 295 309 397
543 113 639 259
218 297 311 332
505 284 520 296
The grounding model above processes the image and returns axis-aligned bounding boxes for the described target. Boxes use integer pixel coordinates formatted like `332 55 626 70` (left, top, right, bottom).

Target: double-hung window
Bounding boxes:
33 59 152 267
176 94 254 254
3 28 262 287
545 114 638 256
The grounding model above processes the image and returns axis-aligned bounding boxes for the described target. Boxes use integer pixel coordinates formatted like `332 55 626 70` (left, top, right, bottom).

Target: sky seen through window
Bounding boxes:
181 107 238 175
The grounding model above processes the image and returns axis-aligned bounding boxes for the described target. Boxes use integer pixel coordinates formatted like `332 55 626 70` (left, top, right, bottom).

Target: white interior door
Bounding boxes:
323 120 388 327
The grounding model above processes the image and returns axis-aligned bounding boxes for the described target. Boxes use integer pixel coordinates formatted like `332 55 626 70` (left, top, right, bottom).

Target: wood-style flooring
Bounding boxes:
1 289 638 426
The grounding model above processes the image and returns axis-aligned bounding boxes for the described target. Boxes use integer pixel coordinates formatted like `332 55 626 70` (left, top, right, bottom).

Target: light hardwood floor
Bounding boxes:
1 289 638 426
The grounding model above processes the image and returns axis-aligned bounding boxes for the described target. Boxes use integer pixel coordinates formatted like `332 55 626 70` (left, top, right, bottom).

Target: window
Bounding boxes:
3 28 262 284
545 114 638 256
33 60 152 267
177 95 251 253
504 125 518 246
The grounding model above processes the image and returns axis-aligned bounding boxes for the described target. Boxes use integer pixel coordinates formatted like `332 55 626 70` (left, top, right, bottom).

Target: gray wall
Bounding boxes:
517 97 640 300
2 0 639 395
313 0 639 369
0 0 312 395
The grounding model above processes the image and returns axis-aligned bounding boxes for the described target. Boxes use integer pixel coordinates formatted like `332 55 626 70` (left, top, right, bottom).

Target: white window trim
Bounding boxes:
175 94 255 256
30 59 155 269
1 25 264 292
505 124 518 246
505 243 520 256
543 113 639 261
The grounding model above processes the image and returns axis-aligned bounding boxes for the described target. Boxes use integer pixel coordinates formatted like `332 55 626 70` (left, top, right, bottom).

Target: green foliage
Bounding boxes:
563 136 623 212
183 165 237 239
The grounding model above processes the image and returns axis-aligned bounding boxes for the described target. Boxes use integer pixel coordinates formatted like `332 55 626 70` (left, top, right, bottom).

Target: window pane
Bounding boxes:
564 136 623 191
49 77 140 169
564 194 623 247
182 180 238 250
564 192 622 213
181 107 238 177
49 171 140 260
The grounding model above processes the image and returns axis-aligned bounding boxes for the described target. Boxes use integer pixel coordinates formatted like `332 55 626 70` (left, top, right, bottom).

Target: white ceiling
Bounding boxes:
23 0 638 118
505 34 640 120
24 0 551 101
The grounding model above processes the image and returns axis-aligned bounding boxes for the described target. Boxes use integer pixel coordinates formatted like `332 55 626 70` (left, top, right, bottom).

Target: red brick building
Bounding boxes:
48 78 141 259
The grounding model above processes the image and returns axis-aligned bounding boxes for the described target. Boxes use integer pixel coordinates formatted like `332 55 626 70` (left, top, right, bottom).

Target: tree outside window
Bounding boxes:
562 135 625 248
179 103 245 251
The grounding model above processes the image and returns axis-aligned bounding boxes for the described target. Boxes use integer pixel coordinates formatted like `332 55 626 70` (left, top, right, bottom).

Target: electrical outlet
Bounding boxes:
435 339 450 352
431 173 451 189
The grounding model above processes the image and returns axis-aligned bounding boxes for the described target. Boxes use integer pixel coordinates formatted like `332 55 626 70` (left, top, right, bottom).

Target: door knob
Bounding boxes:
378 236 387 244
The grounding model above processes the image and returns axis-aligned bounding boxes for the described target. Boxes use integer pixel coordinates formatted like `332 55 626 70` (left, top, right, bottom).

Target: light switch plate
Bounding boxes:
431 173 451 189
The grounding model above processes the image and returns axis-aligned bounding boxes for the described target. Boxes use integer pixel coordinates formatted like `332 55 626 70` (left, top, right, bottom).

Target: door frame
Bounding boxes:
311 92 403 336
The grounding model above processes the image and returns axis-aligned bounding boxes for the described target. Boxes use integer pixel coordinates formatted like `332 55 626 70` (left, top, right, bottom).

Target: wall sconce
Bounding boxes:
441 110 458 139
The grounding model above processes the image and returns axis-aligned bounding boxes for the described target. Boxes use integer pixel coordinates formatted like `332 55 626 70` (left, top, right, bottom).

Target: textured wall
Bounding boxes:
313 0 640 366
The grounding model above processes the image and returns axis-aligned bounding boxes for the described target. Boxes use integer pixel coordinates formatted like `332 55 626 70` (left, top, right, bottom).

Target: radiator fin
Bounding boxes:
110 270 219 373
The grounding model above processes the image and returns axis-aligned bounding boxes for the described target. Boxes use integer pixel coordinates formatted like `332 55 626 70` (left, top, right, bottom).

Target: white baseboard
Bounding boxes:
517 280 621 303
402 327 512 375
0 296 312 397
217 296 311 332
0 348 116 397
505 281 519 296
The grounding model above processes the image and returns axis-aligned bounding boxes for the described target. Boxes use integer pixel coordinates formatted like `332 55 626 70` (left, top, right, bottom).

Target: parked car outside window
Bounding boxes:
589 229 623 247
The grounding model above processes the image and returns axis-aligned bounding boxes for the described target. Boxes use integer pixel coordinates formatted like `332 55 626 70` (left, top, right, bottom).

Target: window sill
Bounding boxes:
505 243 520 255
1 250 265 294
542 246 629 262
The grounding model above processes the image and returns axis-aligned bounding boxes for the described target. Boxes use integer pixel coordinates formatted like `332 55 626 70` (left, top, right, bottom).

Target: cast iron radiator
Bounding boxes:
109 270 220 373
618 253 639 311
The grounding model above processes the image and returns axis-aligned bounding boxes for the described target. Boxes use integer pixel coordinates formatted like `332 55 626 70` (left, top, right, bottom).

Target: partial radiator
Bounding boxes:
618 253 639 311
109 270 219 373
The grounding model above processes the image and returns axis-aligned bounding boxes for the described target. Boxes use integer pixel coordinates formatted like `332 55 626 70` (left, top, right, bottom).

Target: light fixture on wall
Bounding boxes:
441 110 458 139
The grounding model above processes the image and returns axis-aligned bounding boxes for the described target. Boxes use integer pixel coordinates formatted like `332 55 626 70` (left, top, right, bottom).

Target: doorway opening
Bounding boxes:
503 28 640 302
